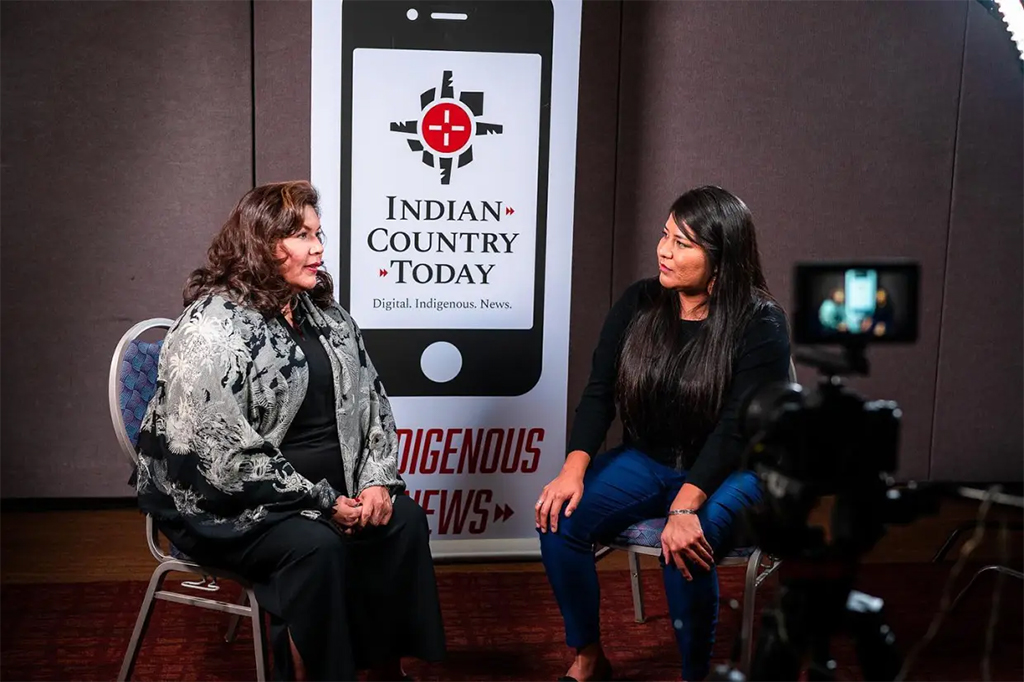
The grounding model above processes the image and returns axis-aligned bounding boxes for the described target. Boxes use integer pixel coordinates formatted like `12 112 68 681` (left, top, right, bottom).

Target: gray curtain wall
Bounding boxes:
2 0 253 498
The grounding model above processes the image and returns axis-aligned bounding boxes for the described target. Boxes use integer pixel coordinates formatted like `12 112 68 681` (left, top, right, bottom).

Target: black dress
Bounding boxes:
185 314 446 681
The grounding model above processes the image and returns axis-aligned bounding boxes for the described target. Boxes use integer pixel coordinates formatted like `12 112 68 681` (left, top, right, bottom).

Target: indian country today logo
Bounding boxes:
371 70 523 296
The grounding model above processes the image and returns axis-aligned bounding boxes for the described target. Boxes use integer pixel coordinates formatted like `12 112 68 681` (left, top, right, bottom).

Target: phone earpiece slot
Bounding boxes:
430 12 468 21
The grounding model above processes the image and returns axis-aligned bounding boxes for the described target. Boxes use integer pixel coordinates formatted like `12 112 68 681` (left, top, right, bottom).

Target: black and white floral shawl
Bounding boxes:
135 291 404 546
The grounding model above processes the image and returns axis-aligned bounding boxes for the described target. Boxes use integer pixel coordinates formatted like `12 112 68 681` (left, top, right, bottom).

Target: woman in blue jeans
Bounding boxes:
536 186 791 681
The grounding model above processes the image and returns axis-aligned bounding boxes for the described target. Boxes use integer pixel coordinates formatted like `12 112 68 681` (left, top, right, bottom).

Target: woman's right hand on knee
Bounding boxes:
535 451 589 533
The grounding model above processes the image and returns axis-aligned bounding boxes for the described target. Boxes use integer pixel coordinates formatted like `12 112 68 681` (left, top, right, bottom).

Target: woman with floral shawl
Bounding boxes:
135 181 445 681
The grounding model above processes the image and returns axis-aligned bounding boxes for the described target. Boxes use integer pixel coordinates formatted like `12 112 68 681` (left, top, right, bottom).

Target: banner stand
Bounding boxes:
312 0 582 560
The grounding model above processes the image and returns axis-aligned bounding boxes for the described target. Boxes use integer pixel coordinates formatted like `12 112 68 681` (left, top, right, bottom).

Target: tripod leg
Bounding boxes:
805 633 837 681
846 590 902 681
749 604 803 681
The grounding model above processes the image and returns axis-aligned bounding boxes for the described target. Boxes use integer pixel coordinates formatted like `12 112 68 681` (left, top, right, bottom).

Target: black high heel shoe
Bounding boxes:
557 657 613 682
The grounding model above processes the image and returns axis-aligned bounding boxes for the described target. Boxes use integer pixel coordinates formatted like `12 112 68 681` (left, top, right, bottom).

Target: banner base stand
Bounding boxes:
429 537 541 562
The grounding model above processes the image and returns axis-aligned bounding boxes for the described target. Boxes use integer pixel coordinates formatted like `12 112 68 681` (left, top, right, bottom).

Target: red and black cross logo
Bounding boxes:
389 70 504 185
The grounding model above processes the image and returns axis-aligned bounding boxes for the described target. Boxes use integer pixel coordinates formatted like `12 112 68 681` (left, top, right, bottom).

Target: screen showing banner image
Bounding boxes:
794 263 920 344
349 48 541 330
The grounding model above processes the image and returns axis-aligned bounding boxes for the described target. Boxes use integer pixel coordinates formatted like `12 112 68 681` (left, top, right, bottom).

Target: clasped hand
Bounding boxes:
331 486 392 534
660 513 715 581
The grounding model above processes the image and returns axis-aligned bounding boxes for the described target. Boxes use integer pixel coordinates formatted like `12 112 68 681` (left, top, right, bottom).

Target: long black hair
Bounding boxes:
616 186 776 454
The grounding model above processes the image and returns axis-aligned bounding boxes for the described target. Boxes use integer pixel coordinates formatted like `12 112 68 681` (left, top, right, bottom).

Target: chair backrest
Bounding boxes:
108 319 174 467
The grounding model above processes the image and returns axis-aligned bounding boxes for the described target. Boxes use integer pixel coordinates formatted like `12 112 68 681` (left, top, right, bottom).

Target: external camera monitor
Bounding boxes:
792 261 920 345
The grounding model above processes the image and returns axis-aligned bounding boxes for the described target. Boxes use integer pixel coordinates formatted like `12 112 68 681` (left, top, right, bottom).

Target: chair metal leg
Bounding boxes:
931 522 1024 563
248 590 267 682
755 554 782 588
948 565 1024 614
118 561 174 681
739 548 763 676
627 549 646 623
225 590 248 643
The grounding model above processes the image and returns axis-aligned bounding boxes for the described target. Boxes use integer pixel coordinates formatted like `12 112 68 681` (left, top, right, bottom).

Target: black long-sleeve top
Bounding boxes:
567 278 791 496
279 314 348 497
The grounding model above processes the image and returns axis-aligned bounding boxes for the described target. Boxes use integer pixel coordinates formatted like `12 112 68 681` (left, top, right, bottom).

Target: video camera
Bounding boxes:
739 260 924 561
716 260 941 681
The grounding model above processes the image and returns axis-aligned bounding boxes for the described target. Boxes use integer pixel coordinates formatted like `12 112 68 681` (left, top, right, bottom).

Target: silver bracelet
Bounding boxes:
668 508 697 516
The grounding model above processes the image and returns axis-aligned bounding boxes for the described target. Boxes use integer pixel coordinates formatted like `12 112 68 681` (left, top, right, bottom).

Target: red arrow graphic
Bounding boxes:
494 503 515 522
505 206 515 216
379 269 388 277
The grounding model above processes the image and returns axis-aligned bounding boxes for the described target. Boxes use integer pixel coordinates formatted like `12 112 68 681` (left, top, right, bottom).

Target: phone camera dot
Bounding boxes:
406 8 418 20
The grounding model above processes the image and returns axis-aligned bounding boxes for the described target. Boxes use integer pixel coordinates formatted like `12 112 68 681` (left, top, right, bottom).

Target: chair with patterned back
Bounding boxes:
594 358 797 676
108 318 267 682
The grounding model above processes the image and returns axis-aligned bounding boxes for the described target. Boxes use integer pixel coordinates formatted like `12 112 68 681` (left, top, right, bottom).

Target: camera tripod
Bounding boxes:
745 560 902 681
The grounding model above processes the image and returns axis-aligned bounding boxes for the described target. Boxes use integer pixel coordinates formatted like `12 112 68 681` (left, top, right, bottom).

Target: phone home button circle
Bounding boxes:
420 341 462 383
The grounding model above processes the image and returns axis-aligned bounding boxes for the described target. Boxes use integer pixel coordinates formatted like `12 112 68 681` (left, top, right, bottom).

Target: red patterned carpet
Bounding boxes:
1 563 1020 681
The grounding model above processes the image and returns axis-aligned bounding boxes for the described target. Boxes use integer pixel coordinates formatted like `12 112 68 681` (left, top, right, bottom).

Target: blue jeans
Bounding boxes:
538 447 763 681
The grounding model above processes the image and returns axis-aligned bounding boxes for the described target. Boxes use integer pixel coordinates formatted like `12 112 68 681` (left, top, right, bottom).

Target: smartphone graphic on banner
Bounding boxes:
339 1 553 397
844 268 878 331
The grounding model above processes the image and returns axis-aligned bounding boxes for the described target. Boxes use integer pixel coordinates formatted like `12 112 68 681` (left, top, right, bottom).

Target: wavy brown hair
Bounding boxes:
184 181 335 316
